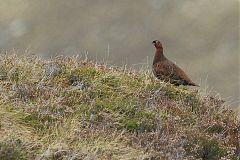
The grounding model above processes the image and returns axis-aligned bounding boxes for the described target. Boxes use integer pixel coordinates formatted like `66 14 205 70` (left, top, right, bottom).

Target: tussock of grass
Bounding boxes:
0 54 239 159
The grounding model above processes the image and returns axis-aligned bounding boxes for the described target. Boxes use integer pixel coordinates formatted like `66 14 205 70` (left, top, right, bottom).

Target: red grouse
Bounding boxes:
152 40 199 86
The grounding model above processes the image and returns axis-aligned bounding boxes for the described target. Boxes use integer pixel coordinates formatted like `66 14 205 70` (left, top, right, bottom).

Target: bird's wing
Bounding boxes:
171 63 197 85
153 61 174 80
154 61 196 86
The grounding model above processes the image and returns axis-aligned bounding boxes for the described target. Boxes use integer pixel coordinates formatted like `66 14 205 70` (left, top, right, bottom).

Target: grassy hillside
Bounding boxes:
0 54 239 159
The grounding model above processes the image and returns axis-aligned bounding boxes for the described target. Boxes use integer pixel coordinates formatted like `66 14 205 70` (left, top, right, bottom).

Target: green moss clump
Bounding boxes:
21 114 45 131
0 140 28 160
196 138 227 160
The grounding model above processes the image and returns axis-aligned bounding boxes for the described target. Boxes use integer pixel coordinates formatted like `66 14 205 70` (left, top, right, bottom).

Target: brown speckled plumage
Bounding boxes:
152 40 199 86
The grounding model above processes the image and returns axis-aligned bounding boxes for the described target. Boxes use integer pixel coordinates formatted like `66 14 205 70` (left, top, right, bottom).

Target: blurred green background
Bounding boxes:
0 0 239 108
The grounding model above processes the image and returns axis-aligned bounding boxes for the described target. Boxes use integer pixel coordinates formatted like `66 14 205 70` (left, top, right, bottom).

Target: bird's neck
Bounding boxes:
153 48 166 64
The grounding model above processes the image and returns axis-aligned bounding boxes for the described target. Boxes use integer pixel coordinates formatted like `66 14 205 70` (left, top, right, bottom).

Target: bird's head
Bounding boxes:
152 40 163 49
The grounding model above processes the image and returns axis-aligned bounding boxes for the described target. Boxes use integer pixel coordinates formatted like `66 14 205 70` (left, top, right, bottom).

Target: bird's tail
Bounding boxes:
190 82 200 87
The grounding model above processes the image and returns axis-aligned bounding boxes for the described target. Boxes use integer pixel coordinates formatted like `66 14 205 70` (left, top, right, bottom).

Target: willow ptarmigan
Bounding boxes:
152 40 199 86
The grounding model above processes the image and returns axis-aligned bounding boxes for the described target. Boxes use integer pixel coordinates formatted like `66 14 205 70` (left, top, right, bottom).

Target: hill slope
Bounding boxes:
0 54 239 159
